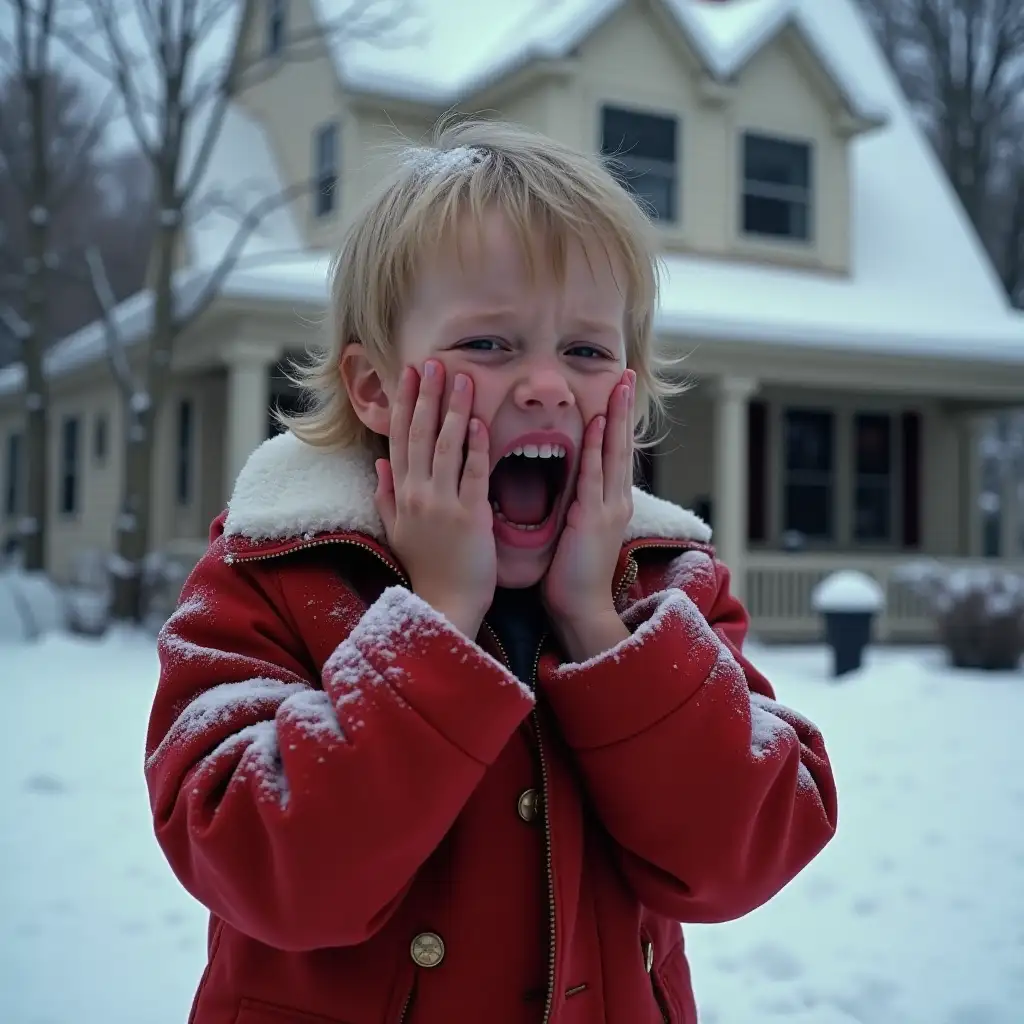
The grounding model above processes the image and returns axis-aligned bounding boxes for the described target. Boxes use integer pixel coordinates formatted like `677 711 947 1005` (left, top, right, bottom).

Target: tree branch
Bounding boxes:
49 85 120 210
177 180 312 329
0 301 30 343
84 245 137 399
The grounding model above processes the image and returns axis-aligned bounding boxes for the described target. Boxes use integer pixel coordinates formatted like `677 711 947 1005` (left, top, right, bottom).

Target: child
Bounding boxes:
148 119 837 1024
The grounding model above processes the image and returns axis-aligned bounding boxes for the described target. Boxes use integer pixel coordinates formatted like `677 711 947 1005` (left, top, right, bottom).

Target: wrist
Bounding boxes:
413 588 485 640
551 606 629 664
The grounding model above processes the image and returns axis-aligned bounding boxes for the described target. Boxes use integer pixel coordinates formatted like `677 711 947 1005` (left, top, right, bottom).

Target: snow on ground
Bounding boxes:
1 633 1023 1023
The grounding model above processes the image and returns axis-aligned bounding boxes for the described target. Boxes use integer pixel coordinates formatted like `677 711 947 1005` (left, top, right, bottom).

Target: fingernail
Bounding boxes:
424 360 437 378
454 372 468 392
597 416 607 430
469 417 480 436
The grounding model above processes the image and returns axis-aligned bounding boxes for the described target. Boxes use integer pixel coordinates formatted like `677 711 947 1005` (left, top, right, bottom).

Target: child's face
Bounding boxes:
393 211 629 589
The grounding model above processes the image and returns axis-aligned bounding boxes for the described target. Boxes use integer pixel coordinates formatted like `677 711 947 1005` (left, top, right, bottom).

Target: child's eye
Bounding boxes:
567 344 608 359
458 338 504 352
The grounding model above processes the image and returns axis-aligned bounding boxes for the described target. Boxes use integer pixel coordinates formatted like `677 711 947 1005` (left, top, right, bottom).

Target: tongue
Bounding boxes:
492 460 549 526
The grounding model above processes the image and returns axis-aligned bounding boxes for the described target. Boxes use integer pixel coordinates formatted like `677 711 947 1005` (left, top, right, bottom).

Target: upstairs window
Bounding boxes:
601 106 678 222
742 134 812 241
313 122 338 218
267 0 287 57
4 431 21 516
60 416 80 516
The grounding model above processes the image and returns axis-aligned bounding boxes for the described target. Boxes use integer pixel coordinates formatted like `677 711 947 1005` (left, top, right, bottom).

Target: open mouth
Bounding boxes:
488 443 569 532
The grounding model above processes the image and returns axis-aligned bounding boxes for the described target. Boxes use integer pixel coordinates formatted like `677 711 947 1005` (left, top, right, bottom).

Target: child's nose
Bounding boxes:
513 368 575 412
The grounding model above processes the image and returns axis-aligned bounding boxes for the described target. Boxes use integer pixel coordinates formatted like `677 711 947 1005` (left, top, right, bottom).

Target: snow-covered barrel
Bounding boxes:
811 570 886 677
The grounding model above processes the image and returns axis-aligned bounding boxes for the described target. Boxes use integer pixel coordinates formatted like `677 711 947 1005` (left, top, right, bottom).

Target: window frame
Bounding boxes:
852 412 896 543
59 415 81 516
600 104 679 223
93 411 108 465
781 408 835 541
313 121 339 219
266 0 286 57
4 431 21 517
175 398 194 507
740 132 814 243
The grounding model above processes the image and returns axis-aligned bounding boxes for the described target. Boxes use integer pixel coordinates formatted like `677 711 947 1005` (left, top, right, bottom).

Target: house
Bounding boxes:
1 0 1023 640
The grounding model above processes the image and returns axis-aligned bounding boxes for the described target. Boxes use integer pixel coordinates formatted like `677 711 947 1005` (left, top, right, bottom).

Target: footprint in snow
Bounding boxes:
852 895 879 916
23 773 67 794
748 942 804 982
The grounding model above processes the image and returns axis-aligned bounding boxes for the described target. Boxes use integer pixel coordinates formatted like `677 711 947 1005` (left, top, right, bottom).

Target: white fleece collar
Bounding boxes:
224 430 712 546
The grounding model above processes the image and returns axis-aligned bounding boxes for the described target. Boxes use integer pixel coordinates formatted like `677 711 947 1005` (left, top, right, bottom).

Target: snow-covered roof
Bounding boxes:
1 0 1021 403
323 0 886 123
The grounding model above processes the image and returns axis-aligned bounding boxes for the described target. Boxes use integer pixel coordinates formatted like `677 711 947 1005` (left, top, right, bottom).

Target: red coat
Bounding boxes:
147 433 837 1024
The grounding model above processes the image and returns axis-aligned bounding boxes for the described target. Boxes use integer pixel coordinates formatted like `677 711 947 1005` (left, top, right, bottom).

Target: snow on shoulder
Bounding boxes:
811 570 886 614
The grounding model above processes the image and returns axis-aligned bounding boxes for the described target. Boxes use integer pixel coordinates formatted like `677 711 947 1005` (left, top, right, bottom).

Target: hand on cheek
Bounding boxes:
373 361 496 639
542 369 636 656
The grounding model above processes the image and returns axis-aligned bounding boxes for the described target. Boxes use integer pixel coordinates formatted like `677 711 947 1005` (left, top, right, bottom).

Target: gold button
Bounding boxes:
410 931 445 968
517 788 540 823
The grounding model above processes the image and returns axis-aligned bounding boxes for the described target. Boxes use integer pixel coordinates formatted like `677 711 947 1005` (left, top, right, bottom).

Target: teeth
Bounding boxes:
503 443 566 460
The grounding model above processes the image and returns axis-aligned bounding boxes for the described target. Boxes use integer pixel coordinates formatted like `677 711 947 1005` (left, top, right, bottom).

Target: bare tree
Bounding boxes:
0 1 120 571
858 0 1024 269
66 0 413 620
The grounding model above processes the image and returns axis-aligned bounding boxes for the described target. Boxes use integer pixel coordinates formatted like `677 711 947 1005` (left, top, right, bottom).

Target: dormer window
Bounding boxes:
741 134 812 241
601 106 678 222
267 0 286 57
313 122 338 218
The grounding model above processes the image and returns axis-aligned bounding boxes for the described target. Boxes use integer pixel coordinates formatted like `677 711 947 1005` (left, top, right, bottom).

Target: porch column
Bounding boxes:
223 345 273 495
959 414 985 557
712 375 759 600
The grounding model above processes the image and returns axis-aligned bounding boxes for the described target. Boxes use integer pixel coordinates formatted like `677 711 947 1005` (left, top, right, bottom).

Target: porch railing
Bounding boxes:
746 551 1024 642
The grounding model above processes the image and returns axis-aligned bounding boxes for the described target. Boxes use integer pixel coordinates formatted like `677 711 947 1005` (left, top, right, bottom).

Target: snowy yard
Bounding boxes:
1 631 1023 1024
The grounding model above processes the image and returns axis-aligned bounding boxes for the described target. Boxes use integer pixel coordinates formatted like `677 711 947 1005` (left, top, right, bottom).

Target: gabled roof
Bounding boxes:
318 0 886 123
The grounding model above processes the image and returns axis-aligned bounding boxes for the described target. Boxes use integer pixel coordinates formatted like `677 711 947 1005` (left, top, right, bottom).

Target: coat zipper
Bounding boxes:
396 979 415 1024
528 637 558 1024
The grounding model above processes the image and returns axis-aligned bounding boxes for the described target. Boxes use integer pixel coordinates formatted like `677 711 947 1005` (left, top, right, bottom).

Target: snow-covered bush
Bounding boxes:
0 570 68 642
894 561 1024 671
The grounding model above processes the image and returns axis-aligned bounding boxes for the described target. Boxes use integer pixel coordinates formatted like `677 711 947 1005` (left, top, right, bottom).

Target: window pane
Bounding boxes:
855 482 891 541
177 400 193 505
618 159 674 220
785 410 833 473
61 417 79 514
267 0 285 55
316 125 336 172
784 483 832 538
602 107 676 162
744 134 810 188
855 414 891 475
5 432 20 516
743 194 809 240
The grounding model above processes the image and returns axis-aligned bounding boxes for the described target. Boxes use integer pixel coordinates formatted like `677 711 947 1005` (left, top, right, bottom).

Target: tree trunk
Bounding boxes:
109 406 155 620
108 205 178 622
21 69 51 573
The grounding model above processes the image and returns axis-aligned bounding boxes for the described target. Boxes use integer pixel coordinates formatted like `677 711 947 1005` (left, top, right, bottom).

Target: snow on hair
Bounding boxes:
276 117 689 454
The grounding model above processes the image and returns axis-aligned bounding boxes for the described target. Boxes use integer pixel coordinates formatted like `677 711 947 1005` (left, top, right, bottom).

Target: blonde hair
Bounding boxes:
279 116 687 453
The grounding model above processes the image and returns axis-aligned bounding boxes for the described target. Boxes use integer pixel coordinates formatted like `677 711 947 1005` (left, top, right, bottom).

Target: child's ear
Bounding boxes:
340 342 392 437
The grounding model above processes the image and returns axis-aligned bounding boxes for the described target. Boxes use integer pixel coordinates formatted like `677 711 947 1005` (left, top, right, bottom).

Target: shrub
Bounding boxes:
894 561 1024 671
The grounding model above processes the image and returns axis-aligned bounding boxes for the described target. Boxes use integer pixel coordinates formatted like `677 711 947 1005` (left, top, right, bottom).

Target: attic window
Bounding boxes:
601 106 678 222
267 0 287 57
4 431 21 517
741 134 812 241
313 122 338 218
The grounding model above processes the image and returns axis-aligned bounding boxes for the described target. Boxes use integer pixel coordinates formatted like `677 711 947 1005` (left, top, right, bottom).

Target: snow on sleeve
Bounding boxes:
148 678 308 769
201 720 291 808
328 586 532 699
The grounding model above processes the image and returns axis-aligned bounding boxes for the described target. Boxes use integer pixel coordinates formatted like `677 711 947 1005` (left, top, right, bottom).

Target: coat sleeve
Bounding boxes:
146 541 534 952
538 550 837 924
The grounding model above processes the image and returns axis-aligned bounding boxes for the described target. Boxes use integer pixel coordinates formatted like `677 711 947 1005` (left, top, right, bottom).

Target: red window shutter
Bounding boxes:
901 411 921 549
748 400 767 541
